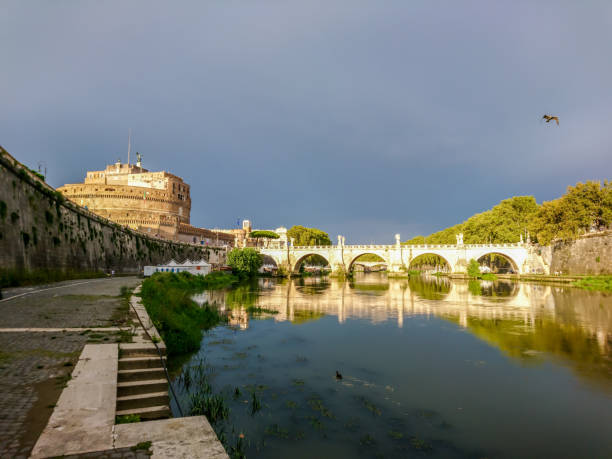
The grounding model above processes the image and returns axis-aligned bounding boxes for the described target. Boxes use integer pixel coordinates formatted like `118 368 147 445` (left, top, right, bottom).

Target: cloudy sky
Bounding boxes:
2 1 611 243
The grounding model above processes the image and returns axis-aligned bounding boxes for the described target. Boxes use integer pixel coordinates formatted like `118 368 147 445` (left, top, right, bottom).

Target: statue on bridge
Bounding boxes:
456 233 464 245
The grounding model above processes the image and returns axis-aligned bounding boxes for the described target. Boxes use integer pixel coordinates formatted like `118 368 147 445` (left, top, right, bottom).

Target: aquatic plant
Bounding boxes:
251 391 262 415
264 424 289 439
189 392 229 423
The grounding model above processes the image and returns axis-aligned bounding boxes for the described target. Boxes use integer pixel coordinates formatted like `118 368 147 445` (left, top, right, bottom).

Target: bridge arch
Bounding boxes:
292 253 331 273
347 252 390 272
476 252 519 274
408 252 453 272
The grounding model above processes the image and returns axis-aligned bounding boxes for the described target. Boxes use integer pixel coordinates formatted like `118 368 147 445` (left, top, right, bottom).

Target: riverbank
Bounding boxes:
139 271 238 356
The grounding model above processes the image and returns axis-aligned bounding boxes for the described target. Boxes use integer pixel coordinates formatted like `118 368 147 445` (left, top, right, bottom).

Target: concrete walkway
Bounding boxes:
28 281 229 459
0 276 142 458
30 344 119 458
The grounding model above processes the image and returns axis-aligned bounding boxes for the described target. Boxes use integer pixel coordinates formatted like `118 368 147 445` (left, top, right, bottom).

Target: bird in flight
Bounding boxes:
542 114 559 125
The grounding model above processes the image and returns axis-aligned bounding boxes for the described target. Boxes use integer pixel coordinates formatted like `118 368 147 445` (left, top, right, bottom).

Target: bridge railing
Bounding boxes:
260 242 527 251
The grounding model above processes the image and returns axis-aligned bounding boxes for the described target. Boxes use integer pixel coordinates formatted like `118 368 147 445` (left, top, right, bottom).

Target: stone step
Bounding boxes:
119 343 166 358
116 404 171 421
117 391 169 411
118 356 165 371
118 368 166 382
117 379 168 397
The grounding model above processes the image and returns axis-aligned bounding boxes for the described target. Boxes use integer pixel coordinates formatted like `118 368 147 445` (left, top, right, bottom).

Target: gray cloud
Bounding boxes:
1 0 611 242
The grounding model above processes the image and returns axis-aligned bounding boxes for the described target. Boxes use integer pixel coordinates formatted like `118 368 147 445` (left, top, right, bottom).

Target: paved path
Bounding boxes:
0 276 142 458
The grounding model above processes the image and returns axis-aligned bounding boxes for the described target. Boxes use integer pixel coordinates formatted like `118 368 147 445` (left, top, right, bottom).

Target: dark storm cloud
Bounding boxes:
1 1 611 243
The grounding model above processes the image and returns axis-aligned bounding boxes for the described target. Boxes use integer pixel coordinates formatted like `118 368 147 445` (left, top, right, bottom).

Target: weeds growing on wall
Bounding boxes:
139 271 238 355
0 268 106 288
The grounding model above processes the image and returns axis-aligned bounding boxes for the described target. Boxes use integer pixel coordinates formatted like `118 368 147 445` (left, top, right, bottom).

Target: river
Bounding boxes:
171 274 612 458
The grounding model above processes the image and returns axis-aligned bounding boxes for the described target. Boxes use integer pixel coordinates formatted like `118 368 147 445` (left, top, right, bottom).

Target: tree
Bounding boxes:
467 259 481 278
227 248 263 276
287 225 332 246
530 181 612 244
249 230 279 239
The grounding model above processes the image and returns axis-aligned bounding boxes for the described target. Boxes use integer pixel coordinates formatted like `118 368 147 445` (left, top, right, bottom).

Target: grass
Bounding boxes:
573 276 612 292
140 272 237 355
116 414 141 424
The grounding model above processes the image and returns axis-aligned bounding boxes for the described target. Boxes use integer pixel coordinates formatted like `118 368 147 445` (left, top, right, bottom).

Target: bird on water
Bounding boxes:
542 114 559 125
336 370 343 380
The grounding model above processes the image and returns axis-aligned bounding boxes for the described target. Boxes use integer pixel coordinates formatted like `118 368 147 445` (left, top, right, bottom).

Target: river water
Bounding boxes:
172 274 612 458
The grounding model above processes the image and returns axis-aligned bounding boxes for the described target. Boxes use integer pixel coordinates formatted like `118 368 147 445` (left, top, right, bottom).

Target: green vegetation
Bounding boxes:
227 248 263 277
131 441 152 452
409 253 449 270
467 259 481 278
404 181 612 246
245 306 279 315
140 272 237 355
249 230 279 239
573 276 612 292
190 391 230 423
0 201 6 220
287 225 332 246
0 268 106 288
116 414 141 424
531 181 612 244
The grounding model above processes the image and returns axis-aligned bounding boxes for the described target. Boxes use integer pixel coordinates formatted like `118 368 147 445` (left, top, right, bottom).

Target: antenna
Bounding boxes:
127 128 132 165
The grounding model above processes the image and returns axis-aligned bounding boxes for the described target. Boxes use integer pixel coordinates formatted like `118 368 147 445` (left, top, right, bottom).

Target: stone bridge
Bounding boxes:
257 234 549 275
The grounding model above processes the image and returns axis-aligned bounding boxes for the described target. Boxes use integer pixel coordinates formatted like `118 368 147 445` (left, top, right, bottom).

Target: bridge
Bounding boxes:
256 234 549 275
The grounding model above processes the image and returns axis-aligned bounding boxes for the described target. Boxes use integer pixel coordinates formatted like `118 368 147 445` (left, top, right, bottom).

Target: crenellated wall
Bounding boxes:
0 147 226 285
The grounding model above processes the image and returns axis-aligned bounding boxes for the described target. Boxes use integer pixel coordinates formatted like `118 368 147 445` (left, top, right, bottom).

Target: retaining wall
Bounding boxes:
546 231 612 275
0 147 225 282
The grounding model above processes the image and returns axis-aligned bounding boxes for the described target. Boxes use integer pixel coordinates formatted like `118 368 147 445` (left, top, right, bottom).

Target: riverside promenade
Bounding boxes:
0 276 141 458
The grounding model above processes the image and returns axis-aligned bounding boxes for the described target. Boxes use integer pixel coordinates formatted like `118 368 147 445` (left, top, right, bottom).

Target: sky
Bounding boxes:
1 1 611 243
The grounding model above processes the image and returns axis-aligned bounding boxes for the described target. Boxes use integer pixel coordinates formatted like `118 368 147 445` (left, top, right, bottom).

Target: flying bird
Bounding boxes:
542 114 559 125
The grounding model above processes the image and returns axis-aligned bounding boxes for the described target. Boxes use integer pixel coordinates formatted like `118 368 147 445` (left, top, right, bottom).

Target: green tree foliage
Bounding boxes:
249 230 279 239
227 248 263 276
301 254 330 267
467 259 481 278
354 254 386 263
404 181 612 246
530 181 612 245
405 196 539 245
287 225 332 246
409 254 449 270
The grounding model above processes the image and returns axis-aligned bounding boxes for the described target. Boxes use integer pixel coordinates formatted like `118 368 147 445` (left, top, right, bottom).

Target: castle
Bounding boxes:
58 157 234 246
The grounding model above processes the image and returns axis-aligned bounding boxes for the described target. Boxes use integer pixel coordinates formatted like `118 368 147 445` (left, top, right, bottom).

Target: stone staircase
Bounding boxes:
116 343 170 420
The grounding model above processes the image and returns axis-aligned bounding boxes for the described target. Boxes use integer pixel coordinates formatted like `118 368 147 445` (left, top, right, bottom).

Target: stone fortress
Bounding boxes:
58 155 234 246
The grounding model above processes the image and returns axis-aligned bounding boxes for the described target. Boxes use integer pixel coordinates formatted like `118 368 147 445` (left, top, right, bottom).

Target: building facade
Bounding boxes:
58 158 234 246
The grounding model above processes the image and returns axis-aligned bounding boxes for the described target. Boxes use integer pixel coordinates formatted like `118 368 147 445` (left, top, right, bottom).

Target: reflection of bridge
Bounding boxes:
258 234 549 275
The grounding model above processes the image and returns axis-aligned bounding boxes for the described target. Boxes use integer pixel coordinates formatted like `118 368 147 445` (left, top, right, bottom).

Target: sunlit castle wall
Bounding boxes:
57 159 191 239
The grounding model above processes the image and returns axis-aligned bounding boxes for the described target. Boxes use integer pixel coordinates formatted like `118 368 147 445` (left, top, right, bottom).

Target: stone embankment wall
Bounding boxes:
543 231 611 275
0 147 226 280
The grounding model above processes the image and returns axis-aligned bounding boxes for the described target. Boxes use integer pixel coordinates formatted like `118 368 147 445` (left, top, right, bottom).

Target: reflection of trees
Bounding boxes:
408 276 451 300
291 310 326 324
295 277 331 295
349 282 389 294
225 283 258 309
469 280 518 297
445 316 612 393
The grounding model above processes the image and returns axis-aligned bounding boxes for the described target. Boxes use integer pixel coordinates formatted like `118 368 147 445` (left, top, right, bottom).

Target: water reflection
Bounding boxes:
200 274 612 391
